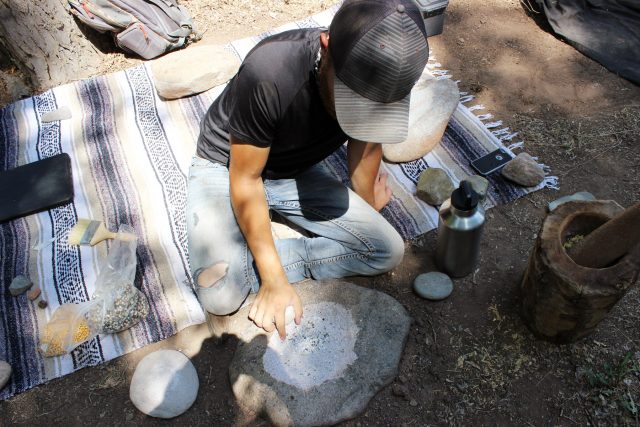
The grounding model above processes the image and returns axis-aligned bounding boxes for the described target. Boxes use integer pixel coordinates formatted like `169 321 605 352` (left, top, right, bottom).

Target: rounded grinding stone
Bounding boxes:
413 272 454 300
129 349 199 418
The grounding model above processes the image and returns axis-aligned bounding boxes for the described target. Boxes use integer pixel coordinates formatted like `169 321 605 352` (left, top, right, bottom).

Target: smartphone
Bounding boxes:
470 148 514 176
0 153 74 223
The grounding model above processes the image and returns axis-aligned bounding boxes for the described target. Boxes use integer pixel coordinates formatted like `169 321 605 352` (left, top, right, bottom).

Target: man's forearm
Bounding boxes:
229 175 286 283
348 140 382 207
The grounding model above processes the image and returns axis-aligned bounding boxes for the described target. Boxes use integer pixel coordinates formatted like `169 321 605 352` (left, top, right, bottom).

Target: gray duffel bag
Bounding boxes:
69 0 200 59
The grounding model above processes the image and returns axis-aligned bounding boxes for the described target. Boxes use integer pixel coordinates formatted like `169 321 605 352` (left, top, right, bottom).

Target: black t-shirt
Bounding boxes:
196 28 349 179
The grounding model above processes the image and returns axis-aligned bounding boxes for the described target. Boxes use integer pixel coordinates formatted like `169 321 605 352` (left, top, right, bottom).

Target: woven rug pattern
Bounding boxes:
0 5 552 400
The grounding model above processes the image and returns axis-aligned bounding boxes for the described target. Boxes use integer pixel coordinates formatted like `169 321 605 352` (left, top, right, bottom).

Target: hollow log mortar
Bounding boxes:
520 200 640 343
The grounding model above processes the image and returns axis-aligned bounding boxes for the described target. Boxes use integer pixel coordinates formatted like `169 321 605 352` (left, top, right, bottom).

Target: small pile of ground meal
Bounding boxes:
262 302 358 390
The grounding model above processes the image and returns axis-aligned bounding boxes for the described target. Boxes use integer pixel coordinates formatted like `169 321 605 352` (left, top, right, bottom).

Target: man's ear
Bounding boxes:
320 31 330 52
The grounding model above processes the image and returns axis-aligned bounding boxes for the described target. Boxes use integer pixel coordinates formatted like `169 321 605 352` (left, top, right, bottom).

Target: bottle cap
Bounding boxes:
451 181 479 211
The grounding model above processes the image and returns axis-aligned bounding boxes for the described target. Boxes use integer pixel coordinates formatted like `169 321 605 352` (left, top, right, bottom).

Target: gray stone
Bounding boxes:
228 280 411 427
383 72 459 163
9 275 32 296
548 191 596 212
501 152 545 187
465 175 489 201
413 272 453 300
130 349 199 419
150 44 241 100
0 361 11 390
416 168 455 206
41 106 72 123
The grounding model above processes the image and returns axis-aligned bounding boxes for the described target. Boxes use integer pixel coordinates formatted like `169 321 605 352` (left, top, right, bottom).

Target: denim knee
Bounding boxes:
194 268 250 315
367 227 405 274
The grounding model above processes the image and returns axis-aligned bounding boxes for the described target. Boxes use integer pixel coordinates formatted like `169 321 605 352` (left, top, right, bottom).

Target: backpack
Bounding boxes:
68 0 200 59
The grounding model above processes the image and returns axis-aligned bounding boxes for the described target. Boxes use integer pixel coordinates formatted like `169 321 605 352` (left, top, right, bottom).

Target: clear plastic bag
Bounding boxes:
39 225 149 357
87 224 149 334
39 301 101 357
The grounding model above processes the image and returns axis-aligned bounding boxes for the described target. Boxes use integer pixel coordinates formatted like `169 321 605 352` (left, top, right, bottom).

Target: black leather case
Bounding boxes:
0 153 74 223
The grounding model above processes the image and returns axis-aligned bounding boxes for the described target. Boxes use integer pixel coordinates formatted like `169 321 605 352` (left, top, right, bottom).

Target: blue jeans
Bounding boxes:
186 156 404 315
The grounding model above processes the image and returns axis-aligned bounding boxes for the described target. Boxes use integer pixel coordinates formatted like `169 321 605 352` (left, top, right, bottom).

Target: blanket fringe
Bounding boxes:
543 175 560 190
507 141 525 151
460 94 475 104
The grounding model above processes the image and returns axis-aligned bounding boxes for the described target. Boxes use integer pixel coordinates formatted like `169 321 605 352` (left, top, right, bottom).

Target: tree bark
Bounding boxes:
0 0 104 91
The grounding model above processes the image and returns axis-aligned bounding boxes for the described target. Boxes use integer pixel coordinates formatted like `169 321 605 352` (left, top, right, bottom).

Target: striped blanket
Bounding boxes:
0 5 553 400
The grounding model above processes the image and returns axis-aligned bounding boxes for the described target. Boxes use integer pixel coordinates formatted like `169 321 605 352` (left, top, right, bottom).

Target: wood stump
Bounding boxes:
521 200 640 343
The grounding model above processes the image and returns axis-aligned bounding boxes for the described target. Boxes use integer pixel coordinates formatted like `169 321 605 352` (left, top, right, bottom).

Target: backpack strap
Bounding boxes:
143 0 195 38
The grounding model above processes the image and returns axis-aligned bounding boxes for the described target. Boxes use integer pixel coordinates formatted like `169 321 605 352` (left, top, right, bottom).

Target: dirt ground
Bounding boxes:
2 0 640 425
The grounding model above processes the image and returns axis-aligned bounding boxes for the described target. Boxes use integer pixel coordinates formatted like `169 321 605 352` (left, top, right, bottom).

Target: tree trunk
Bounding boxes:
520 200 640 343
0 0 104 91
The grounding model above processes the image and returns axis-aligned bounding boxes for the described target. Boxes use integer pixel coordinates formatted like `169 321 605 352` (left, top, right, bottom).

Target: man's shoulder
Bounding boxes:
240 28 322 83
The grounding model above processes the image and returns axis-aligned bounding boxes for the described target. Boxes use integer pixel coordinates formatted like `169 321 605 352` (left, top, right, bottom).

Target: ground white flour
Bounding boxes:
262 302 358 390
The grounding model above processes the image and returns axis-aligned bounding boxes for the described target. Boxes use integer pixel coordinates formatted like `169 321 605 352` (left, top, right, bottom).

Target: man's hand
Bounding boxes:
373 172 392 211
249 279 303 339
347 139 393 211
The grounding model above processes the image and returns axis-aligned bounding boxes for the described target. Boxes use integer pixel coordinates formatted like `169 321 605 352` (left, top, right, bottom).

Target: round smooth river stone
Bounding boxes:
0 361 12 390
130 349 199 418
413 272 453 300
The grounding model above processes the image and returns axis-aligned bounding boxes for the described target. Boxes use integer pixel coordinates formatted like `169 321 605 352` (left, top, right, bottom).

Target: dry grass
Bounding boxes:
512 106 640 162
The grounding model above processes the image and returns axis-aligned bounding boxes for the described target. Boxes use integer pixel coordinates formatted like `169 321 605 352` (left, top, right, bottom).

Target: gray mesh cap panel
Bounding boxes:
329 0 429 144
338 12 430 103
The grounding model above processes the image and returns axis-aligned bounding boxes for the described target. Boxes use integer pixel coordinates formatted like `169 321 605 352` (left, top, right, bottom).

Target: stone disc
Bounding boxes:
129 349 199 419
413 272 454 300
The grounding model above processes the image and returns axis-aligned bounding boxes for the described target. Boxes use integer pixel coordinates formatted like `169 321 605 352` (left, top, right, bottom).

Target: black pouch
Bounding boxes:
0 153 74 223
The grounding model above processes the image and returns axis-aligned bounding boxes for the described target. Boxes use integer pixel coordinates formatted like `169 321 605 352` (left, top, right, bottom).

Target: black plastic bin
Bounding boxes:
413 0 448 37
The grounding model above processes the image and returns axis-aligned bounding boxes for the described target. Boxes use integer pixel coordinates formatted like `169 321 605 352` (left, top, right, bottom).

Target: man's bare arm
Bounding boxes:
229 135 302 338
347 139 392 211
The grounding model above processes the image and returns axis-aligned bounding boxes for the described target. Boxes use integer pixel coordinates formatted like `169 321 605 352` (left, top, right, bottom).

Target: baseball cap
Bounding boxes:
329 0 429 144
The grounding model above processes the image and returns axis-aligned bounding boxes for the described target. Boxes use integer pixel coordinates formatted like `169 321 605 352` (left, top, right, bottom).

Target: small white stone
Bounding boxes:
41 106 72 123
548 191 596 211
130 350 199 419
0 361 11 390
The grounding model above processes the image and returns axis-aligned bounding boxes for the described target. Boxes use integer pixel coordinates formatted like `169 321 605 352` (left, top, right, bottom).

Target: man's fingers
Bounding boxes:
253 305 267 328
274 309 286 339
262 317 275 333
248 293 262 321
293 295 303 325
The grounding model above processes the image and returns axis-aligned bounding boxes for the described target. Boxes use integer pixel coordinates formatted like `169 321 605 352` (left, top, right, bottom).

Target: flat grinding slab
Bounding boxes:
227 279 411 427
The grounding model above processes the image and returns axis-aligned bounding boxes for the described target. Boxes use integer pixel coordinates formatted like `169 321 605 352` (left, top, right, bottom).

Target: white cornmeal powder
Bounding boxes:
262 302 358 390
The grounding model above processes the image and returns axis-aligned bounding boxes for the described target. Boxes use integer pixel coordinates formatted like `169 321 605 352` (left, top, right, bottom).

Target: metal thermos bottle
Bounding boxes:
436 180 485 277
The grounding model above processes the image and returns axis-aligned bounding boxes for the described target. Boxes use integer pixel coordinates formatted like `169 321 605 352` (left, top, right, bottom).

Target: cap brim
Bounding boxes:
334 75 410 144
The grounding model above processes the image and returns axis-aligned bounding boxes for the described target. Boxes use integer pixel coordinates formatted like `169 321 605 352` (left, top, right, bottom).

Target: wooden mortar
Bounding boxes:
520 200 640 343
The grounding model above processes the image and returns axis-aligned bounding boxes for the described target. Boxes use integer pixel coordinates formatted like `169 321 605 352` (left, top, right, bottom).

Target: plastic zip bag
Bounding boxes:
87 224 149 334
39 301 101 357
39 224 149 357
